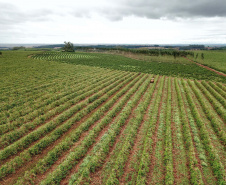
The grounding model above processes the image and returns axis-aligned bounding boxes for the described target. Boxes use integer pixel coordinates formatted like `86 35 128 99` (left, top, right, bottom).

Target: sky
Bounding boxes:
0 0 226 44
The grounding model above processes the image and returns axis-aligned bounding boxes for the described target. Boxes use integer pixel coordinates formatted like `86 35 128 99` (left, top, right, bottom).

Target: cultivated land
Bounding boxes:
0 51 225 185
191 50 226 74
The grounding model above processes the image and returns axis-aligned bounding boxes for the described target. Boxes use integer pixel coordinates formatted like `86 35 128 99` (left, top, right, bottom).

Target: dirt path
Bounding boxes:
184 57 226 77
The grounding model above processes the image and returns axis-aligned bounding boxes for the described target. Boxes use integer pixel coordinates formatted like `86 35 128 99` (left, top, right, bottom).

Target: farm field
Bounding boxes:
192 50 226 74
0 51 226 185
33 51 226 82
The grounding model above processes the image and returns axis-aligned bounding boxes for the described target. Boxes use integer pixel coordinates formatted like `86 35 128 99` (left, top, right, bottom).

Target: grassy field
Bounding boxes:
191 50 226 74
0 51 225 185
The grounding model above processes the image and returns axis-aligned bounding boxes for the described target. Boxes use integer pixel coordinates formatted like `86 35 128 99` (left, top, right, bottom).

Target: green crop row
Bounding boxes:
164 79 174 185
0 71 122 137
0 64 100 101
208 82 226 99
175 79 203 185
191 81 226 146
33 53 96 61
0 72 128 148
14 72 144 185
122 76 161 185
179 80 217 184
201 81 226 109
67 75 152 185
0 70 119 128
182 80 226 185
0 72 128 160
0 72 131 161
171 80 190 184
0 73 139 179
136 77 165 184
39 75 149 185
104 76 158 184
0 69 110 124
0 72 82 113
216 82 226 92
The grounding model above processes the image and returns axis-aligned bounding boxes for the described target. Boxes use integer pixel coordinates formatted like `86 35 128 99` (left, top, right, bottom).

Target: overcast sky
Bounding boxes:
1 0 226 44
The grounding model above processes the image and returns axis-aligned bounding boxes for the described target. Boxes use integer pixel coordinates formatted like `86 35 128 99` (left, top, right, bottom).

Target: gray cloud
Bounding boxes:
99 0 226 20
0 2 53 26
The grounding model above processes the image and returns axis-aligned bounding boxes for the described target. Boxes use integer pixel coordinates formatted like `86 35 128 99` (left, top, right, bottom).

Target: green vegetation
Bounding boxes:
192 50 226 73
63 41 74 52
33 51 226 82
0 50 225 185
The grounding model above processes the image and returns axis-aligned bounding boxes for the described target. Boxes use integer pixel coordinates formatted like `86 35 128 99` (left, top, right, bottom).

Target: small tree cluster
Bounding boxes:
63 41 74 52
0 51 2 55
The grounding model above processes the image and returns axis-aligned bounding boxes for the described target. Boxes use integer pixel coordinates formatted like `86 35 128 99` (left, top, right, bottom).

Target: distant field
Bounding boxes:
33 51 226 82
192 50 226 74
0 51 225 184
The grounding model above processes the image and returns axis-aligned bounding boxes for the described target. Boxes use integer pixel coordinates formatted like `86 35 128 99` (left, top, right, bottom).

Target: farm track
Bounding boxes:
1 53 225 184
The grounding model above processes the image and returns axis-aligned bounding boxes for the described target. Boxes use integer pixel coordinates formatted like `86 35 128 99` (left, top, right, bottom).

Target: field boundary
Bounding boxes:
184 57 226 77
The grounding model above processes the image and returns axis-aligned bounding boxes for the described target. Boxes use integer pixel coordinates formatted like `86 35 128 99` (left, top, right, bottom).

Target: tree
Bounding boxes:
63 41 74 52
201 53 204 60
195 53 199 59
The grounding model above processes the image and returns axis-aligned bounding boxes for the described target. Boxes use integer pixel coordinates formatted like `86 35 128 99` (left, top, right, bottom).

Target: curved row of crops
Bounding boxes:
33 52 97 60
0 51 225 185
32 52 226 83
